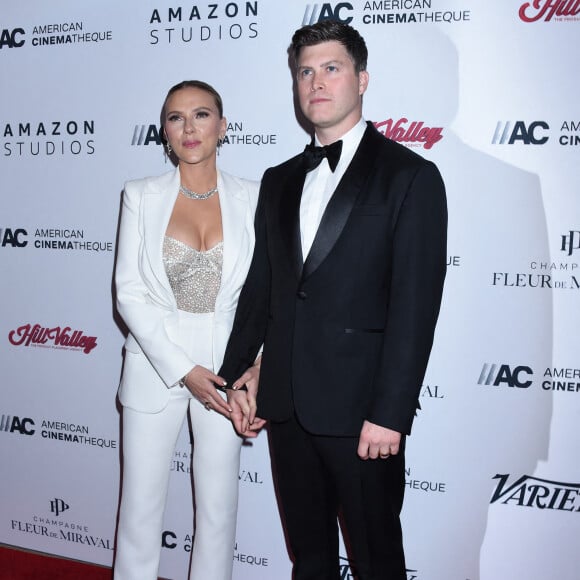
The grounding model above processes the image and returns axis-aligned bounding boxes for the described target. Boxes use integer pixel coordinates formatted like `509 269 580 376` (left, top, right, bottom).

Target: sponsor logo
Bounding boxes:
234 542 269 566
447 255 461 267
493 262 579 290
561 231 580 256
0 28 25 48
2 120 96 158
50 498 70 517
491 474 580 512
559 120 580 145
239 470 264 484
374 118 444 149
420 384 444 399
12 502 113 548
8 323 98 354
492 120 549 145
39 419 116 449
361 0 471 25
131 121 277 148
338 556 419 579
148 2 259 45
0 228 28 248
542 367 580 393
405 467 446 493
30 22 112 47
0 414 35 435
302 3 354 25
519 0 580 22
478 363 533 388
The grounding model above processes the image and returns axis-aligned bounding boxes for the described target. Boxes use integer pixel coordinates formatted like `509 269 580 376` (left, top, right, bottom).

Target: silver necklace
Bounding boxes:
179 184 218 200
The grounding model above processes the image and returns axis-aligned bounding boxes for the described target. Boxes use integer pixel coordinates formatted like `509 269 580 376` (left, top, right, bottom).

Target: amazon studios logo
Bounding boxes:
148 2 259 44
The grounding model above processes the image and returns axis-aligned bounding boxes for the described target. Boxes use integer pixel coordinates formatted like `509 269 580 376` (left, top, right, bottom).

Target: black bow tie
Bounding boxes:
303 140 343 173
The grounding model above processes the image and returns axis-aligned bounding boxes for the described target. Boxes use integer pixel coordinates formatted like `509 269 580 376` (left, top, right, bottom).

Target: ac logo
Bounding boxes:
478 363 533 388
0 28 25 49
492 121 549 145
131 124 162 146
1 228 28 248
303 3 354 25
0 414 35 435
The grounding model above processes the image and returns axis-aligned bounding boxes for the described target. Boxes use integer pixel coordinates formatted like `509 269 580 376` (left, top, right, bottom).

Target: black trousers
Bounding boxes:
269 415 407 580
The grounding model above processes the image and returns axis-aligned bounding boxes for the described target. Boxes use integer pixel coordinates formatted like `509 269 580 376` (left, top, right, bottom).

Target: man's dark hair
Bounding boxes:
290 20 368 73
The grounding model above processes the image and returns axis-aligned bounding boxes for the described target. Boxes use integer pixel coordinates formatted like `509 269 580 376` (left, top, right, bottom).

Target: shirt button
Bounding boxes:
297 290 307 300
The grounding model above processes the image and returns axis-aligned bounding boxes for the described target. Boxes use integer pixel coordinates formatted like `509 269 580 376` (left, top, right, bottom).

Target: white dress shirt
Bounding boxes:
300 118 367 258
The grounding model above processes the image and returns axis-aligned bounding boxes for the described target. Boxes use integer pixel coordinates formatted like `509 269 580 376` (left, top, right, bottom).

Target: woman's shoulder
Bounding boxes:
219 170 260 199
124 169 176 194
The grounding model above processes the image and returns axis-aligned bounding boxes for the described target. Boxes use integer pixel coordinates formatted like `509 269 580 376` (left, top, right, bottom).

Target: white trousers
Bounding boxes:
114 312 242 580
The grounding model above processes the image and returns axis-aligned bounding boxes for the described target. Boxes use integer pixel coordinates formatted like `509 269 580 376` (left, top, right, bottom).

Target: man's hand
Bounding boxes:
357 420 402 460
227 360 266 437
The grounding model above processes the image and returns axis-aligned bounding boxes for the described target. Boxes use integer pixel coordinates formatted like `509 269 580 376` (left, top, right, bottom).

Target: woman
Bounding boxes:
113 80 259 580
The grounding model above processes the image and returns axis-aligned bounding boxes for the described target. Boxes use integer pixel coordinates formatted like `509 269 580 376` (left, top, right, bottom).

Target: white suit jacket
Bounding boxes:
115 167 259 413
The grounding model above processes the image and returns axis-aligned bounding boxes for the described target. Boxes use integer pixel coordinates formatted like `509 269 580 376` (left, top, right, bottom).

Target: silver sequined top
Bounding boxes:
163 236 223 314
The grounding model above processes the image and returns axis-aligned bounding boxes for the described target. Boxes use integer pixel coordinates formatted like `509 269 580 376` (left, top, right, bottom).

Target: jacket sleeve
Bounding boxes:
368 161 447 434
115 181 195 388
219 171 272 383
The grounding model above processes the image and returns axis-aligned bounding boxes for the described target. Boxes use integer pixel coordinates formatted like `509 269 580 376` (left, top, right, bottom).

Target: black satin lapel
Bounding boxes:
302 130 377 279
278 170 305 279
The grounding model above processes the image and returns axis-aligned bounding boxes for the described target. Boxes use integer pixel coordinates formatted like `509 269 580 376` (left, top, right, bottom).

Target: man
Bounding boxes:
220 20 447 580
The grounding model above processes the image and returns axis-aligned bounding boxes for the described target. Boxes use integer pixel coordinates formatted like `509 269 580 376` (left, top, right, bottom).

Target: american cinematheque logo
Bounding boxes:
359 0 471 25
0 21 112 49
519 0 580 22
131 121 277 147
0 227 113 253
8 323 98 354
148 2 259 44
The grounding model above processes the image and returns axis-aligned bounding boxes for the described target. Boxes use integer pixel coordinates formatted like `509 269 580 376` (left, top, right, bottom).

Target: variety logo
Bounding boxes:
478 363 533 388
491 474 580 512
0 27 25 48
50 498 70 517
302 3 354 25
519 0 580 22
492 120 549 145
8 323 98 354
148 2 259 44
0 414 35 435
374 118 444 149
361 0 471 25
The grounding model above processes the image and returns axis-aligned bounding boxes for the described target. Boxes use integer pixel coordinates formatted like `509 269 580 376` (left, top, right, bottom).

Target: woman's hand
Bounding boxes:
228 359 266 437
183 365 232 418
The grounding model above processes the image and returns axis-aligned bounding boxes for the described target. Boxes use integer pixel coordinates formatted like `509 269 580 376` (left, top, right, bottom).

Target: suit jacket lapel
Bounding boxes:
279 163 306 279
302 126 377 280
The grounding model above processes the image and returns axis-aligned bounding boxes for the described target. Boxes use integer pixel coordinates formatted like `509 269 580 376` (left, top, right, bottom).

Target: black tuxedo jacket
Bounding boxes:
220 122 447 436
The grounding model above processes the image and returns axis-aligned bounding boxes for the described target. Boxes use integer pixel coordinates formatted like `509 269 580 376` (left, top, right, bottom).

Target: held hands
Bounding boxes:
227 360 266 438
357 420 402 460
182 365 233 418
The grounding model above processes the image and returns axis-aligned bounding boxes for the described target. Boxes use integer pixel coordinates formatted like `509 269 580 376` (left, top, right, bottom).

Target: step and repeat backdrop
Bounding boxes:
1 1 579 579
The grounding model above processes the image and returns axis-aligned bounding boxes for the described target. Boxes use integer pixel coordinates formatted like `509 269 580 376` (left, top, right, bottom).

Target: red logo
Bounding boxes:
8 323 98 354
519 0 580 22
373 118 444 150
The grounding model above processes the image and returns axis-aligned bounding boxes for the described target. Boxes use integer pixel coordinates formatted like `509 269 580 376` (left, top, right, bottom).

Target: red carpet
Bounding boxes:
0 545 112 579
